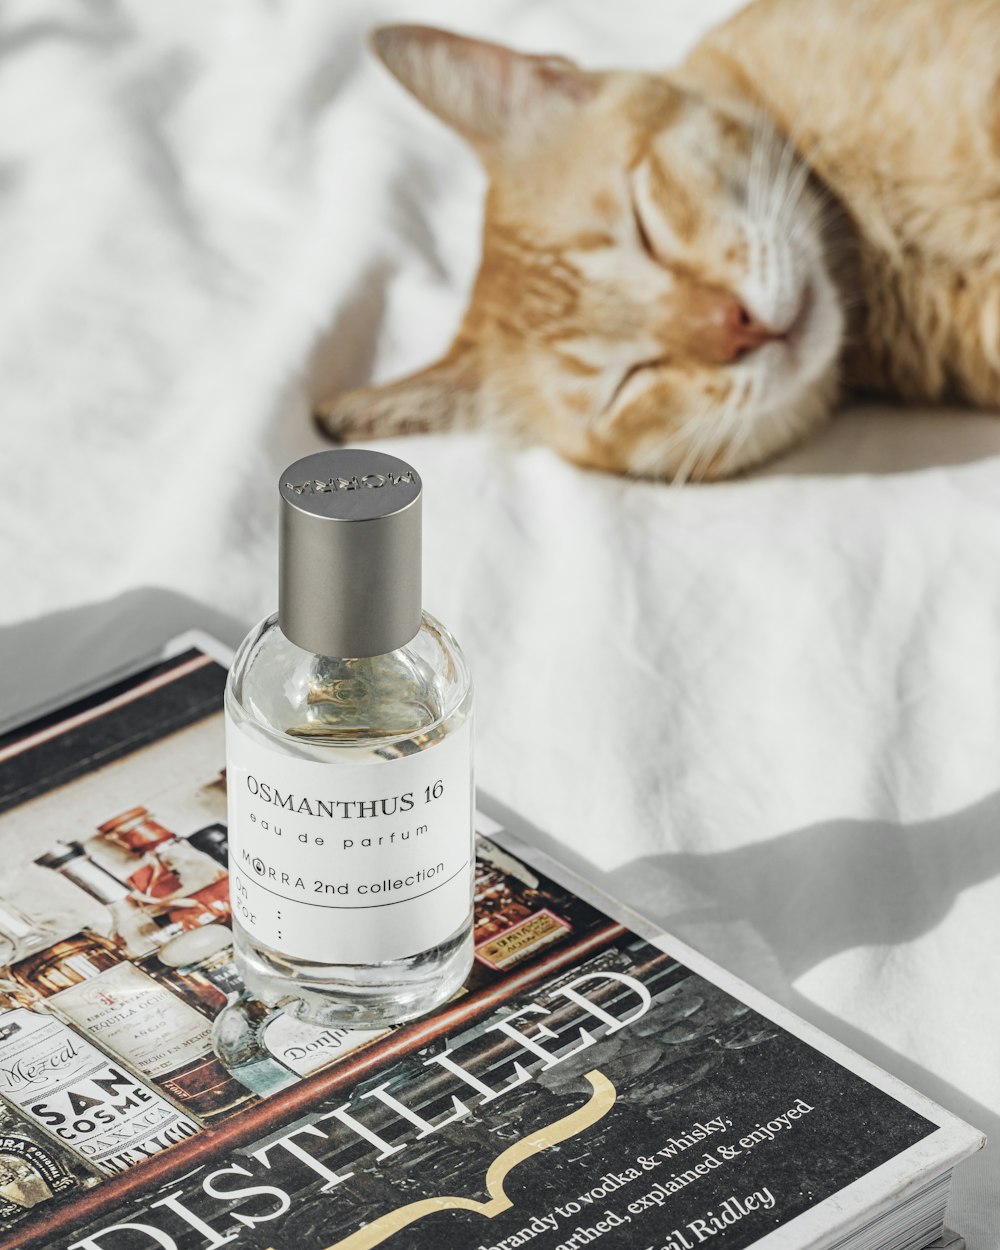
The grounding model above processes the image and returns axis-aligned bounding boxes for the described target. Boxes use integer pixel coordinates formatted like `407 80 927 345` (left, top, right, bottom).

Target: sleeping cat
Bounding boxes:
316 0 1000 482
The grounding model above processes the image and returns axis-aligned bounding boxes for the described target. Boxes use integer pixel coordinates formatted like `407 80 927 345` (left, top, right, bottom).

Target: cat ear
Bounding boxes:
314 349 481 444
371 25 594 152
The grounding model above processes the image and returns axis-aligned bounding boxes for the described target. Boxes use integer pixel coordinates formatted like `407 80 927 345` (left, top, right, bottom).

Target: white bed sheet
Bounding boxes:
1 0 998 1239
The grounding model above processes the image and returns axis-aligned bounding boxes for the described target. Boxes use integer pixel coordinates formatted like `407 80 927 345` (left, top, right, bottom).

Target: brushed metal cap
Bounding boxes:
278 448 422 657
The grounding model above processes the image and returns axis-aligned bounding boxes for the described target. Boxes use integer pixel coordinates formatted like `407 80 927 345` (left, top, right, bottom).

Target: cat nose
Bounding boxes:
709 300 784 363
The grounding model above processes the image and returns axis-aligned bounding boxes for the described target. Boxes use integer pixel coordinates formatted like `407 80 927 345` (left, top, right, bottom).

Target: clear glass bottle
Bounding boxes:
35 841 239 1015
0 901 69 968
153 923 244 1015
93 806 228 919
0 990 201 1177
9 928 256 1121
225 450 474 1029
35 841 166 959
211 993 300 1098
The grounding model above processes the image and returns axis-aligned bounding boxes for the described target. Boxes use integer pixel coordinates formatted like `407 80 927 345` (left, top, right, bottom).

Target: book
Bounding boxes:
0 633 983 1250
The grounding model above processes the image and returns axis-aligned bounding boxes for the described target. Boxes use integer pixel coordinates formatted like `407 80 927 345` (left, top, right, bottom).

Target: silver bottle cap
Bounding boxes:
278 448 422 658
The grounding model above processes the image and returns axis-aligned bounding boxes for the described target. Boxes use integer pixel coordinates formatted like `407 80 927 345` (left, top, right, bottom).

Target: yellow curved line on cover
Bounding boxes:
306 1069 616 1250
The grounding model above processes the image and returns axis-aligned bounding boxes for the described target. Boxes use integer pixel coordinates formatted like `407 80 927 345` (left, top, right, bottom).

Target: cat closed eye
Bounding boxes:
630 189 658 260
607 358 668 411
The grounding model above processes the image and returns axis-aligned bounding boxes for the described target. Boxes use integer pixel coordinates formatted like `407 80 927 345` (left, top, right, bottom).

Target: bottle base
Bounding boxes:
231 920 474 1028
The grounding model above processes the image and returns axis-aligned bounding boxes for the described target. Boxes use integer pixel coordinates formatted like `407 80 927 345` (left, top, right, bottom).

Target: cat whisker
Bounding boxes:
673 393 738 484
712 381 760 475
746 107 777 221
719 411 757 475
685 402 732 482
622 390 712 475
705 407 751 478
628 397 716 484
769 148 812 232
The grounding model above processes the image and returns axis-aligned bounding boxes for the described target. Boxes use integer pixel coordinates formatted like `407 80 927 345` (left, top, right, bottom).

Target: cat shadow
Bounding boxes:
595 794 1000 1238
308 258 392 408
485 789 1000 989
607 792 1000 985
758 402 1000 477
482 791 1000 1234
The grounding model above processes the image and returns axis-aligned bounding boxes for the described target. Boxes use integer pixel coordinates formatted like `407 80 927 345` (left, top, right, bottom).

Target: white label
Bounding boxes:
225 716 474 962
50 964 213 1078
0 1009 199 1176
263 1014 388 1077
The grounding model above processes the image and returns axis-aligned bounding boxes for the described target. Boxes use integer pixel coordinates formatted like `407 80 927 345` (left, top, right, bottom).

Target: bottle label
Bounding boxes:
0 1130 81 1221
50 963 214 1078
0 1009 199 1176
225 716 473 963
263 1014 388 1077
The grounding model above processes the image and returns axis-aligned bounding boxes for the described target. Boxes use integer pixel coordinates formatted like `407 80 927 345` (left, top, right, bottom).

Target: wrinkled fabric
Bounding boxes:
1 0 998 1238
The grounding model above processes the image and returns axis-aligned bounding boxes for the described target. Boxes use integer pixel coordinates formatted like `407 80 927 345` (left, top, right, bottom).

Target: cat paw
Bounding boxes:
312 393 378 444
313 366 470 443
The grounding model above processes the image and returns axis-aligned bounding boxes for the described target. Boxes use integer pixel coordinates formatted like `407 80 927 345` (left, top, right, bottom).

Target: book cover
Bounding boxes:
0 636 982 1250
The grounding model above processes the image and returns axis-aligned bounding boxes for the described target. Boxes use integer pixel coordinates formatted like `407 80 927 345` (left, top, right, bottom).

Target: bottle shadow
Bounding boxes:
0 587 247 736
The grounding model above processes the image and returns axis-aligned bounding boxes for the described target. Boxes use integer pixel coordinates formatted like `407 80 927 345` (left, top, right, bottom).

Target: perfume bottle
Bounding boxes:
211 994 300 1098
225 449 474 1027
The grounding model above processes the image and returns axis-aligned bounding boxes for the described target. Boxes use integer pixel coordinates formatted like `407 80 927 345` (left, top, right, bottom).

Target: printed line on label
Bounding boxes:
234 861 470 910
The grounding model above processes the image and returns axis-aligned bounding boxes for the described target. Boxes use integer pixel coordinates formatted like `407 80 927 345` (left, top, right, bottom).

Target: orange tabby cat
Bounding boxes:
316 0 1000 481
